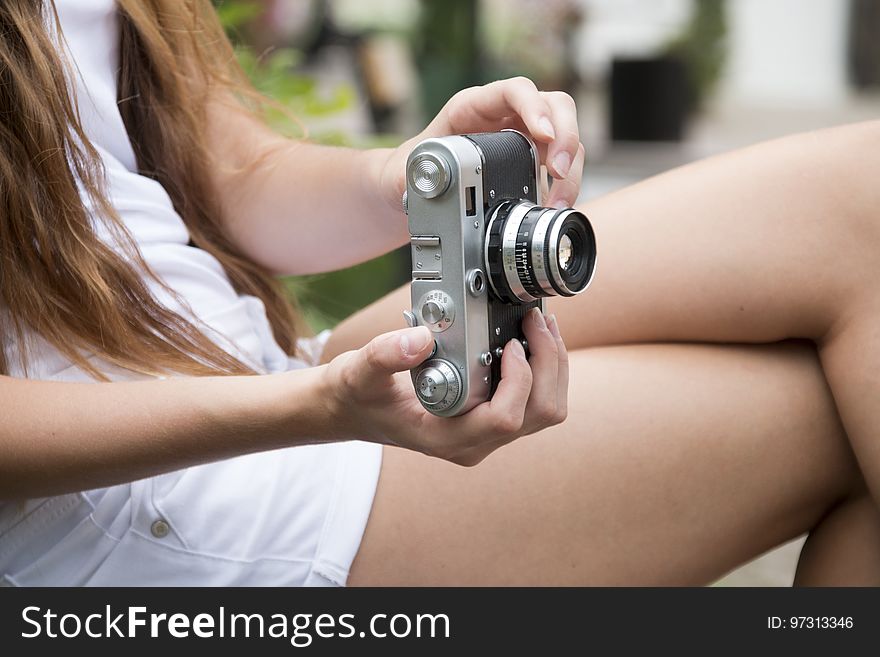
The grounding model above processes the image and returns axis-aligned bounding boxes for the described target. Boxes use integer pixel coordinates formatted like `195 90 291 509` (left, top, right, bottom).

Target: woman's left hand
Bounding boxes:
380 76 584 213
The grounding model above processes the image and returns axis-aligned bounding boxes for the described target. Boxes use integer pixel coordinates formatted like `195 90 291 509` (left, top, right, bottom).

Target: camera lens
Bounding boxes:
485 201 597 303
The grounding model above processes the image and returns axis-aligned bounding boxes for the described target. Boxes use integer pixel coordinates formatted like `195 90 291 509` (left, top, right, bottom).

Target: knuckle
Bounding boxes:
553 405 568 425
452 86 478 103
451 452 483 468
510 75 536 91
337 354 359 391
339 367 355 392
549 90 576 108
492 413 522 435
364 339 383 369
535 400 558 424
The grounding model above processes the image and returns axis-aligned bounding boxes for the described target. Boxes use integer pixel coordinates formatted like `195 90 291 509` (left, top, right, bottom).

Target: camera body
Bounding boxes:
403 130 596 417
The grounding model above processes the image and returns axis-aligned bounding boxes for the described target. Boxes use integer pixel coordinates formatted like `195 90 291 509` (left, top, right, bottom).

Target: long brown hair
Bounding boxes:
0 0 299 379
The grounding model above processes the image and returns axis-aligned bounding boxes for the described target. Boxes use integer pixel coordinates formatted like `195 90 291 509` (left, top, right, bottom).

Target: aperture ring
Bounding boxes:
515 206 551 299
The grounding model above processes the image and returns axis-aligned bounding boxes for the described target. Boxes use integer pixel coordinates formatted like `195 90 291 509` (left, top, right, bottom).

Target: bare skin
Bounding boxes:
350 343 865 585
796 492 880 585
323 121 880 585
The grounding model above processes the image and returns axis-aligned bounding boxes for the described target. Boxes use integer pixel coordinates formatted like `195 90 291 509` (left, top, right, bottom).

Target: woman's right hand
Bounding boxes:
319 308 569 466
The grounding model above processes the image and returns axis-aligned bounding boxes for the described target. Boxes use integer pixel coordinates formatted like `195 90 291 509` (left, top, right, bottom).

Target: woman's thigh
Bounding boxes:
348 341 857 585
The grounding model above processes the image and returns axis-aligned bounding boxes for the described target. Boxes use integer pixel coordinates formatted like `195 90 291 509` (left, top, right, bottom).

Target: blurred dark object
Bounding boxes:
610 0 727 143
609 57 690 142
664 0 727 108
849 0 880 89
359 35 419 134
415 0 483 120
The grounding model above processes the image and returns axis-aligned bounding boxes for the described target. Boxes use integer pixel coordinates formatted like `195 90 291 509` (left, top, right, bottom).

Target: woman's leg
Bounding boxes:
795 490 880 585
348 341 862 585
327 121 880 501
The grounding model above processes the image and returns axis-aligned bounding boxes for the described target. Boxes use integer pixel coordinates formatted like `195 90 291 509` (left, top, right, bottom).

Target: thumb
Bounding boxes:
357 326 434 381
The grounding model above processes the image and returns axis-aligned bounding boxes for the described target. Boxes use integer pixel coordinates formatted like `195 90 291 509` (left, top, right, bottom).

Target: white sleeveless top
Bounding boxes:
3 0 303 381
0 2 383 586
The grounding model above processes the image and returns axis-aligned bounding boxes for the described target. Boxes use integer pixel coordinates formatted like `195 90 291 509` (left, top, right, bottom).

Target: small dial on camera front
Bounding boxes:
414 359 461 412
418 290 455 332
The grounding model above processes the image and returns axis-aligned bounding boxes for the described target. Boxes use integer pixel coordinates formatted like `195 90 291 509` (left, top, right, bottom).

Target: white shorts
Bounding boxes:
0 441 383 587
0 330 384 587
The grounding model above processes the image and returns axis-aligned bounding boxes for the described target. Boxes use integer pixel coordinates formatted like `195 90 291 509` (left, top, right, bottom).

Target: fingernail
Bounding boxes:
546 314 561 339
531 307 547 330
507 338 526 360
400 327 430 356
551 200 568 210
538 116 555 140
552 151 571 178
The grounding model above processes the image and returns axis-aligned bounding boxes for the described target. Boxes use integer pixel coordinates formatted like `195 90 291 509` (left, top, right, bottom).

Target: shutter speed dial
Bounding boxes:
417 290 454 332
414 359 461 412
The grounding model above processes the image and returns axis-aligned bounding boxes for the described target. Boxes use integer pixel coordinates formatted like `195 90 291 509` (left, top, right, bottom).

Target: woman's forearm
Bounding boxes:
209 103 409 275
0 367 333 499
232 141 407 275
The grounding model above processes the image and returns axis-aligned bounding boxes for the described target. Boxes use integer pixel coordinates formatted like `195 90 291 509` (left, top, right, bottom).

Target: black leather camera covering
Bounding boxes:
465 132 541 394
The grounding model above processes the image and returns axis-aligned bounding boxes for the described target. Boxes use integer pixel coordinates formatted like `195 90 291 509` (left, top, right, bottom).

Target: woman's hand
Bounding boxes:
320 308 569 466
380 76 584 214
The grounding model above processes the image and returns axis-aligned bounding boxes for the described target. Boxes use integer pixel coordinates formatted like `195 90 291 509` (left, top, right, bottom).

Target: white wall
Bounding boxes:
720 0 851 106
575 0 692 78
575 0 852 107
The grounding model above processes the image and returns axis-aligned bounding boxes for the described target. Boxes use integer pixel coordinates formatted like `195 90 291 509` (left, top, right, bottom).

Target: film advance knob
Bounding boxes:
414 359 461 411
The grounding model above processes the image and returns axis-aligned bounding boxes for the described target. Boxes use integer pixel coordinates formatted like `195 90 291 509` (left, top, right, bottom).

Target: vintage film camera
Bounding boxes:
403 131 597 416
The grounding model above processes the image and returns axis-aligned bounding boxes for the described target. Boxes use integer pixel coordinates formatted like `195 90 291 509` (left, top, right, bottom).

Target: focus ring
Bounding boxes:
515 207 548 299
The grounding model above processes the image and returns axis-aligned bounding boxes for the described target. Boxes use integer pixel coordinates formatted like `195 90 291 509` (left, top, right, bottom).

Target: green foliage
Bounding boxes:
214 0 261 29
234 47 355 133
414 0 481 119
286 255 408 332
216 0 355 137
665 0 727 107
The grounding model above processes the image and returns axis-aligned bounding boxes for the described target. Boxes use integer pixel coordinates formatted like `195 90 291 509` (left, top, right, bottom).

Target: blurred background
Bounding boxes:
216 0 880 584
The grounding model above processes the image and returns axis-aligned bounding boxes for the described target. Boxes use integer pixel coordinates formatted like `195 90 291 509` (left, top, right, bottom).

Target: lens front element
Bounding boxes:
558 233 573 271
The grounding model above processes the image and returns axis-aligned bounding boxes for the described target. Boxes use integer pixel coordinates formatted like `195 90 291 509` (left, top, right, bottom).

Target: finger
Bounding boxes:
521 307 560 430
546 313 569 421
446 77 555 143
463 338 533 436
546 141 585 210
356 326 434 386
538 164 551 204
542 91 581 181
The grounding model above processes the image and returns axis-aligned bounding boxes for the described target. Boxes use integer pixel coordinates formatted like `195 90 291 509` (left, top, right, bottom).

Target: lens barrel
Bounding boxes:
485 201 597 303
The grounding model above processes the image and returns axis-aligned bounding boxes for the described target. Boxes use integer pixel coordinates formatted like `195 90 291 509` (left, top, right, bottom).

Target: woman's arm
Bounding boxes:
2 318 565 499
207 78 584 275
0 366 329 499
206 101 404 276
